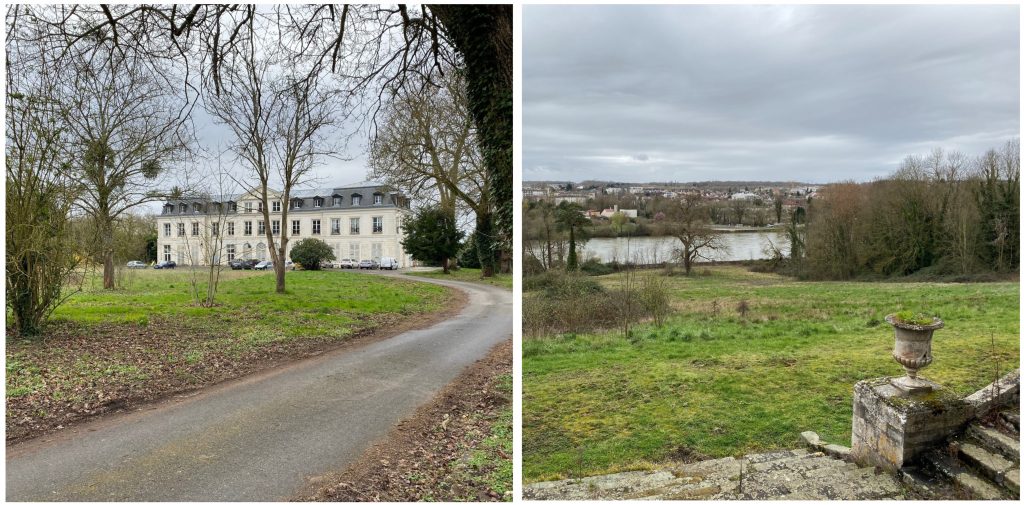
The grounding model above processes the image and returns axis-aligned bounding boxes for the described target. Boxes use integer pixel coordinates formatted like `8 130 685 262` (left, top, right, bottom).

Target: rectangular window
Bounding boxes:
258 221 266 234
193 203 201 213
177 223 185 236
292 200 301 209
372 243 383 259
244 221 252 236
226 244 236 261
292 220 301 235
211 222 219 236
227 222 235 236
163 245 171 262
333 196 342 206
228 202 237 212
373 194 383 205
352 195 362 206
179 203 186 213
350 243 360 259
258 201 264 212
272 220 280 235
192 222 200 236
272 201 281 212
312 219 321 235
164 223 171 237
372 216 383 233
245 202 253 213
350 217 360 234
331 218 340 235
314 198 322 208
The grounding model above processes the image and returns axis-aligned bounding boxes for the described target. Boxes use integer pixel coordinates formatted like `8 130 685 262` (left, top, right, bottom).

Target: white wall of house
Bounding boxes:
155 188 414 267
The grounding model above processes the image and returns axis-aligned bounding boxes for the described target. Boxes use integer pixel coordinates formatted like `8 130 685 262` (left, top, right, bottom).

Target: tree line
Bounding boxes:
799 140 1019 279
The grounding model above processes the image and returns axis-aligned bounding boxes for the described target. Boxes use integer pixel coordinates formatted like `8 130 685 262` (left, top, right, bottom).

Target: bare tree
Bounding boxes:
7 3 513 266
663 194 727 275
369 70 494 274
205 34 343 294
56 43 190 289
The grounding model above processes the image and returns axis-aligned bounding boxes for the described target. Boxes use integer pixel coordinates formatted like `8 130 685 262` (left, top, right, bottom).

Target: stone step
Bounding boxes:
1001 411 1020 431
922 450 1008 500
968 425 1020 463
899 465 960 500
959 443 1016 488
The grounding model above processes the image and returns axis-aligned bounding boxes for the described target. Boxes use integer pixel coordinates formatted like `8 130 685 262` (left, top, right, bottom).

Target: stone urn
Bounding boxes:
884 313 944 395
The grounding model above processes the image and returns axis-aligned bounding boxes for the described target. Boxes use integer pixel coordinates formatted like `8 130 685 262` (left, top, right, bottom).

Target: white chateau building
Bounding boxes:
155 182 414 267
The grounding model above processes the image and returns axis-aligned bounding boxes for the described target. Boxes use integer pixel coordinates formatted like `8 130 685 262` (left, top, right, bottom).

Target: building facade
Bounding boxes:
155 182 414 267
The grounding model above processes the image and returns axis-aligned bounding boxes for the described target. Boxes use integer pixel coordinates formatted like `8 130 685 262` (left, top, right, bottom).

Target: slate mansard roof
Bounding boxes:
160 182 411 215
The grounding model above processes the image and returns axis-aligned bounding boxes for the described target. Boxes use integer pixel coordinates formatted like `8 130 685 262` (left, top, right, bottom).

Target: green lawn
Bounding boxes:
407 268 513 290
522 266 1019 482
6 268 451 439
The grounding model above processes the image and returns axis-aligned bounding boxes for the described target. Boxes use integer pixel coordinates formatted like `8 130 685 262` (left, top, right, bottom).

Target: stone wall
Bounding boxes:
851 370 1019 471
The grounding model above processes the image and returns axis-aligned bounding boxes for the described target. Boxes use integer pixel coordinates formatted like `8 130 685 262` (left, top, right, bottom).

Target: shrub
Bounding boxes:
289 238 335 270
581 257 615 276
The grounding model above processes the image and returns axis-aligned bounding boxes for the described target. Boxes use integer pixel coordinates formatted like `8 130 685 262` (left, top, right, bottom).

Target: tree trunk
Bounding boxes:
683 245 693 275
442 257 451 274
100 217 116 289
430 5 513 253
475 210 496 277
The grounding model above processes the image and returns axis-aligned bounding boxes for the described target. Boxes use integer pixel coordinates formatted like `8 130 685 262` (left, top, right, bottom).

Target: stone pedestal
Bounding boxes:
851 377 971 471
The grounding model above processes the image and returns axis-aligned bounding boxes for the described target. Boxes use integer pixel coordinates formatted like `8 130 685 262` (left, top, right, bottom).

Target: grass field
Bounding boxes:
522 266 1019 482
407 268 514 290
6 268 451 439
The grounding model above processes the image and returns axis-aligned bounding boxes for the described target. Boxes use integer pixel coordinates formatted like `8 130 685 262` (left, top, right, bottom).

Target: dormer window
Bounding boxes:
352 194 362 206
192 202 201 213
179 203 187 213
373 193 383 205
313 197 323 208
164 203 174 214
332 195 342 206
291 198 303 209
227 201 237 212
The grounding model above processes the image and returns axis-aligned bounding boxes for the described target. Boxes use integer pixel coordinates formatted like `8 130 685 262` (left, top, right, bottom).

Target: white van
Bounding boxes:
378 257 399 270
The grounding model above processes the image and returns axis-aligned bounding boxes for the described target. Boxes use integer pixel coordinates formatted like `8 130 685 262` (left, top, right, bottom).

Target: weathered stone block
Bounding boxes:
850 377 971 471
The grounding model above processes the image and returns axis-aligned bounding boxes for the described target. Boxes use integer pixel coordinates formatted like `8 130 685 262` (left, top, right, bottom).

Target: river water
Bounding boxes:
579 231 790 264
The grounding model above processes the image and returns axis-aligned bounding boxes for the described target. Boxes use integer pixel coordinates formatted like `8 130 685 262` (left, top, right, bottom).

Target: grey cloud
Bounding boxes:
524 4 1019 183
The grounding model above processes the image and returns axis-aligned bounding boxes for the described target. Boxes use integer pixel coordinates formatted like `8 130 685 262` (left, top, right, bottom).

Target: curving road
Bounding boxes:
6 271 512 501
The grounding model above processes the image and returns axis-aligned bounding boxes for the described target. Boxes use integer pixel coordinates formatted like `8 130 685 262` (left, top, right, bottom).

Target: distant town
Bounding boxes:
523 180 818 231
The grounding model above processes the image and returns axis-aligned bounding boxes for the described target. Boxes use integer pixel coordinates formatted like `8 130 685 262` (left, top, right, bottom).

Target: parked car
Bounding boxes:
378 257 399 270
336 258 357 269
285 260 295 270
228 260 244 270
320 260 334 269
239 259 260 270
154 260 176 269
254 260 274 270
126 260 146 269
358 259 379 270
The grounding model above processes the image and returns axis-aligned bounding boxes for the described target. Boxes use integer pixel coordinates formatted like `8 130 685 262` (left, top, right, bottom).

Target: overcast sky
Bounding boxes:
524 4 1020 184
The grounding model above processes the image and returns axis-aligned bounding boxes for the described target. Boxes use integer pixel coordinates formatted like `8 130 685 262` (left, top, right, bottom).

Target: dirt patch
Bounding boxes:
300 339 512 502
6 287 467 445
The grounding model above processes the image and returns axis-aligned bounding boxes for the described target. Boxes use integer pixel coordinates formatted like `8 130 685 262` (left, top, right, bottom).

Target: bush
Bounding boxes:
581 257 615 276
458 234 481 269
523 271 675 338
289 238 335 270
